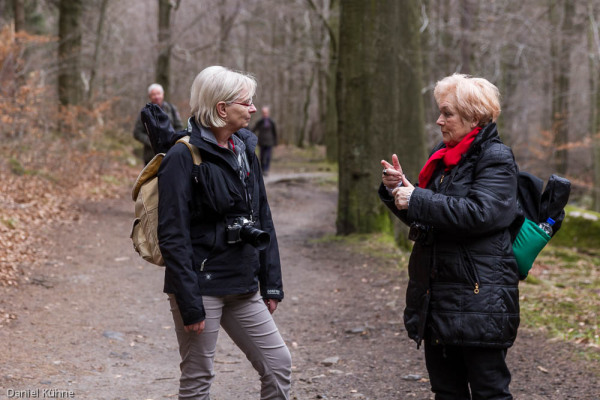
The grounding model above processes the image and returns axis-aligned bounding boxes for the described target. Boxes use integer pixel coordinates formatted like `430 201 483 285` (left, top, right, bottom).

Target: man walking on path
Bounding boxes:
133 83 183 164
252 106 278 175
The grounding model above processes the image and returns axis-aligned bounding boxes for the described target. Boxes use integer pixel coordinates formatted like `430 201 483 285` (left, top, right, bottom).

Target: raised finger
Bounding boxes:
392 154 401 171
381 160 393 169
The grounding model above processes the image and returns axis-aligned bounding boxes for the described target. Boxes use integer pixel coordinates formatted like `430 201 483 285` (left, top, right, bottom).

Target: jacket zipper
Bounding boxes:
460 245 481 294
201 135 255 218
200 258 208 272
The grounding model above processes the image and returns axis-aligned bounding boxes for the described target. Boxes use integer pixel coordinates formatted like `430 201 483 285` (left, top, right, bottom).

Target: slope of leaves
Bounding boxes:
0 24 140 293
0 135 139 289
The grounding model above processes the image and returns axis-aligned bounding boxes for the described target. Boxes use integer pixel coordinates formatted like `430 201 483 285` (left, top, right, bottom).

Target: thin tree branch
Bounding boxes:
304 0 337 54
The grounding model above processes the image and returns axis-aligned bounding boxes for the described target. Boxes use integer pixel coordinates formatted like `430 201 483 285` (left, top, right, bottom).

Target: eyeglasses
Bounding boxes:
228 98 254 107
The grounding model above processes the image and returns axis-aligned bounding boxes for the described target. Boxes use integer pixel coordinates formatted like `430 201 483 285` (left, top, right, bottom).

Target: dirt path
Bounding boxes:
1 171 599 400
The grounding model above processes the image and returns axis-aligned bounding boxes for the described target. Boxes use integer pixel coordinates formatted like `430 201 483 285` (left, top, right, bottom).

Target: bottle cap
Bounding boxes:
547 217 555 225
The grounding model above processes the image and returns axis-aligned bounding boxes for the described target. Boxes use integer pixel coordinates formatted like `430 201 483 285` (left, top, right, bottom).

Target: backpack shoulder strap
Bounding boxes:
131 153 165 201
176 135 202 166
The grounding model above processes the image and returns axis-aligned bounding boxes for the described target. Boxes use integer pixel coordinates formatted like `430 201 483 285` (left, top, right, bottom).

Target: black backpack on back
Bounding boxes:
511 172 571 279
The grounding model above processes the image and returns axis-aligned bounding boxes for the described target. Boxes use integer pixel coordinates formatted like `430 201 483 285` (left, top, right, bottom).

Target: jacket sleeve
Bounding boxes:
157 144 205 325
256 159 284 301
407 144 518 236
272 120 278 146
378 182 411 226
133 115 151 147
252 119 262 133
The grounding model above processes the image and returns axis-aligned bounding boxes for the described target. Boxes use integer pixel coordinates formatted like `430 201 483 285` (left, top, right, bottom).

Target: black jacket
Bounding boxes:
252 117 278 147
379 123 520 348
157 118 283 326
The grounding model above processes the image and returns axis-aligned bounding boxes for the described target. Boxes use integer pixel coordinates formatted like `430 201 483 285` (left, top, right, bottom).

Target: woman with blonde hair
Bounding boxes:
380 74 519 399
158 66 291 399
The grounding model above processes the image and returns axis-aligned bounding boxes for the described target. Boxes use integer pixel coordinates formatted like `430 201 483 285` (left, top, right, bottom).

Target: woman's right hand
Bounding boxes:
184 320 206 335
381 154 409 189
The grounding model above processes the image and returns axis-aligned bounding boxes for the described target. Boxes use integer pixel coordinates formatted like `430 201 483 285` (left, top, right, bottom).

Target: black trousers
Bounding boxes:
260 145 273 174
424 342 513 400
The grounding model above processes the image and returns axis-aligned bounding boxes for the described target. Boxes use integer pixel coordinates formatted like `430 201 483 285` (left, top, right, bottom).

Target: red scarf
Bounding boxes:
418 127 481 188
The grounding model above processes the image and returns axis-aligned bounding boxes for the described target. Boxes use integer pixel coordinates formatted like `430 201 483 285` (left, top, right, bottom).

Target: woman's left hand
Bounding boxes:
265 299 279 314
392 186 414 210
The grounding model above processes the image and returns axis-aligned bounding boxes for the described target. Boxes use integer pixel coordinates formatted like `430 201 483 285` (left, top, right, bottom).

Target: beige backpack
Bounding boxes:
130 136 202 266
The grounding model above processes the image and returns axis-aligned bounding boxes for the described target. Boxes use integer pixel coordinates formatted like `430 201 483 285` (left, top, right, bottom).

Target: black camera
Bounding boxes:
226 217 271 250
408 222 433 245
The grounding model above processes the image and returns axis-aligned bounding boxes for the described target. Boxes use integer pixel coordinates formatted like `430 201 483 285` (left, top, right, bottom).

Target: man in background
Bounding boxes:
133 83 183 164
252 106 278 176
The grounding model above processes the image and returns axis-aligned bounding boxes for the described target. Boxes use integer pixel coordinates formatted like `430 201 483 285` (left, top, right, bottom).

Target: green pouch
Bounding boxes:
512 218 551 279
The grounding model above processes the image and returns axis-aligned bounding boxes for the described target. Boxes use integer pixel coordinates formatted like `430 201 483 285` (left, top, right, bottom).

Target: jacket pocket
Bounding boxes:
459 245 481 294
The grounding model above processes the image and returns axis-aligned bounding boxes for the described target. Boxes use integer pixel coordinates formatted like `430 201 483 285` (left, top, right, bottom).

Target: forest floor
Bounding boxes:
0 147 599 400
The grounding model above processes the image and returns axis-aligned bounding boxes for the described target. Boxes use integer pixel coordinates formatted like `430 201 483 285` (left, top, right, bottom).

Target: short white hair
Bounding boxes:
190 66 257 128
147 83 164 94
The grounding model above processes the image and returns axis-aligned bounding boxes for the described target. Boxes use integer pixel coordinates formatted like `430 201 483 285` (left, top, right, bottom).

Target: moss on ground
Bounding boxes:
551 206 600 250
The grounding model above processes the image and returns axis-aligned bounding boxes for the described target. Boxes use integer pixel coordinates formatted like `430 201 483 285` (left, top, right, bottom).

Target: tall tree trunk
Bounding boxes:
271 12 283 138
324 0 340 162
13 0 25 33
336 0 426 235
87 0 109 105
156 0 173 98
297 68 315 147
58 0 83 106
459 0 475 74
589 1 600 211
439 0 453 74
550 0 573 175
217 1 240 65
243 21 250 72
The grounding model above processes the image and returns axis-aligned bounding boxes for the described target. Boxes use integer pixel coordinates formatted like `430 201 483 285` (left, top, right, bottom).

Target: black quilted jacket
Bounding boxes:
379 123 520 348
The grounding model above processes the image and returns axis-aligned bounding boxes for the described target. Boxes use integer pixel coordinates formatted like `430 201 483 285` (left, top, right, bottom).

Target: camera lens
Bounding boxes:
240 225 271 250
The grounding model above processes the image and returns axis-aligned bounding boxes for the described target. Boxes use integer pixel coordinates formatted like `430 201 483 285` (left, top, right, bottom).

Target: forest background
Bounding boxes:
0 0 598 354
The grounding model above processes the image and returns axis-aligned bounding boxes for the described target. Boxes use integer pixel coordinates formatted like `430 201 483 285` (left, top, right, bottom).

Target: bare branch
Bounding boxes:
589 2 600 57
304 0 337 54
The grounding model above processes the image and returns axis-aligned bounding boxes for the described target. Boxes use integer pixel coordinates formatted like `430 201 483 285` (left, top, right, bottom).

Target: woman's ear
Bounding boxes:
471 119 480 129
216 102 228 119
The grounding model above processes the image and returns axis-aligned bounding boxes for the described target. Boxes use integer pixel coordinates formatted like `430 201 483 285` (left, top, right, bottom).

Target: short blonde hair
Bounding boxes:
190 66 257 128
434 74 501 126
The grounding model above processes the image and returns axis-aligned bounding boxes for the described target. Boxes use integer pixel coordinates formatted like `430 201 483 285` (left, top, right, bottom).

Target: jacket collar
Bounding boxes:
467 122 499 156
187 117 257 155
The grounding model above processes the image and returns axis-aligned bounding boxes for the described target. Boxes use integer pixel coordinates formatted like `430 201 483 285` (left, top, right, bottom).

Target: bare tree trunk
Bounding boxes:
271 12 284 140
243 20 250 72
439 0 453 74
13 0 25 33
550 0 573 176
156 0 174 98
58 0 83 106
217 1 240 65
325 0 340 161
297 68 315 147
459 0 475 74
87 0 109 106
305 0 340 158
336 0 426 235
589 1 600 211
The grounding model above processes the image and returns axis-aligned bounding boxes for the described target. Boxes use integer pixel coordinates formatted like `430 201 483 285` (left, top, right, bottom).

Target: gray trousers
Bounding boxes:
168 292 292 400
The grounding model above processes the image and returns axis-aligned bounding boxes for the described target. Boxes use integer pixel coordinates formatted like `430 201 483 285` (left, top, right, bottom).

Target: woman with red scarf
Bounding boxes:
379 74 519 400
